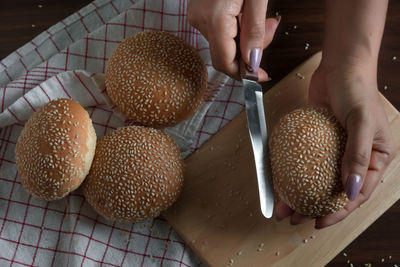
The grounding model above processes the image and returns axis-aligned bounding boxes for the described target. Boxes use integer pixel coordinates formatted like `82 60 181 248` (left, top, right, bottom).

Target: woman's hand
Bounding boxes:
275 63 397 228
187 0 279 81
275 0 396 229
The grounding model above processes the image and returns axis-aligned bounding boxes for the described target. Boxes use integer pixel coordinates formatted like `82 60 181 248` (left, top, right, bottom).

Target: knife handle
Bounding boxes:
239 57 259 81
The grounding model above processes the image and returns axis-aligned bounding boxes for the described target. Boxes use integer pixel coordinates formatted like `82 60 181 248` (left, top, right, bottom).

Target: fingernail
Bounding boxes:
249 48 262 73
266 77 272 82
275 15 281 26
346 174 362 201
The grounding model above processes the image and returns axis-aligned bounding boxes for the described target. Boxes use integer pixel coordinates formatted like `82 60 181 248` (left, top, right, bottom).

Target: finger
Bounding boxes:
240 0 269 72
342 110 374 201
308 68 330 107
209 37 240 80
258 67 269 82
290 212 313 225
315 168 381 229
257 17 280 82
369 122 398 171
370 147 394 171
315 198 360 229
275 200 294 220
262 16 281 48
208 23 240 80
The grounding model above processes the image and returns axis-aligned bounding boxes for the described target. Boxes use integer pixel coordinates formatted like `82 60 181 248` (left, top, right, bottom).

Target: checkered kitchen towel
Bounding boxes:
0 0 245 266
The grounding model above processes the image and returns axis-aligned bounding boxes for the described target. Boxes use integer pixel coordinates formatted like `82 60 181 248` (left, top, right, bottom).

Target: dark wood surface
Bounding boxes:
0 0 399 266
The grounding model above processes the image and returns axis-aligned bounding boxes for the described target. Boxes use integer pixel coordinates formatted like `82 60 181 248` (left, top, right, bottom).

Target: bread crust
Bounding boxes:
15 98 96 201
105 31 208 127
83 126 184 223
269 107 348 216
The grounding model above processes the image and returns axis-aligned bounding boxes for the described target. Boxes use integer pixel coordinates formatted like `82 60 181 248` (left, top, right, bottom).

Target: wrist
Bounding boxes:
321 0 387 76
314 60 379 101
320 52 377 80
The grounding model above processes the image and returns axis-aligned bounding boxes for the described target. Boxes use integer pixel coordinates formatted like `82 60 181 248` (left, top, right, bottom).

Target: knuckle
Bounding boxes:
214 16 233 34
243 22 265 40
187 4 212 29
346 107 371 128
351 150 370 168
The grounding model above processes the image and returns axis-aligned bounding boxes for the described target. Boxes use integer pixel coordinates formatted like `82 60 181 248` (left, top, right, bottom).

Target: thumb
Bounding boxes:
240 0 269 72
342 112 374 201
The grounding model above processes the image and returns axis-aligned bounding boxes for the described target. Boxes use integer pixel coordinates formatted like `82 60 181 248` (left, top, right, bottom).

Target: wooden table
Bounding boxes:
1 1 399 266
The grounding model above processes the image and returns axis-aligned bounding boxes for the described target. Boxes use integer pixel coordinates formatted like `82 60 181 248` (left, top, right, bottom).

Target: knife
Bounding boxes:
239 55 274 219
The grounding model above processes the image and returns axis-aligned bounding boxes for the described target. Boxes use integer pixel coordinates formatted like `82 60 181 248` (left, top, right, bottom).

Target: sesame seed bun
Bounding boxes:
105 30 208 127
269 107 348 217
15 98 96 201
82 126 184 223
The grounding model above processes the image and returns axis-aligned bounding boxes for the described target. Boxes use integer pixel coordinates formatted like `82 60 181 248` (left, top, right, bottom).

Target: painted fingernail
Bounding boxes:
249 48 262 73
346 174 362 201
275 15 281 26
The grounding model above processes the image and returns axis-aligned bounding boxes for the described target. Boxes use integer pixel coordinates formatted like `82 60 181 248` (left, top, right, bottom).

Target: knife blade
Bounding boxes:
240 59 274 219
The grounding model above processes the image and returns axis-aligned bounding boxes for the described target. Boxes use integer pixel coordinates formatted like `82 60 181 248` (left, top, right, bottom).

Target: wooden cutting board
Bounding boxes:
162 52 400 267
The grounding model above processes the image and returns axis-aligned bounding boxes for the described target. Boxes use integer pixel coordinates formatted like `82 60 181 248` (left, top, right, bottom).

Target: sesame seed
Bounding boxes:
296 73 305 79
105 31 207 127
82 126 184 223
269 107 347 217
15 98 96 201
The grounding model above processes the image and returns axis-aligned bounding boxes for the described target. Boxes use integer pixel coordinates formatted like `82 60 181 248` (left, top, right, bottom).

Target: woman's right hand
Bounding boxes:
187 0 279 81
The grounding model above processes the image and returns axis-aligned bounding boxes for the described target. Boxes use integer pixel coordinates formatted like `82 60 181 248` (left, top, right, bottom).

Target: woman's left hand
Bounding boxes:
275 62 398 229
